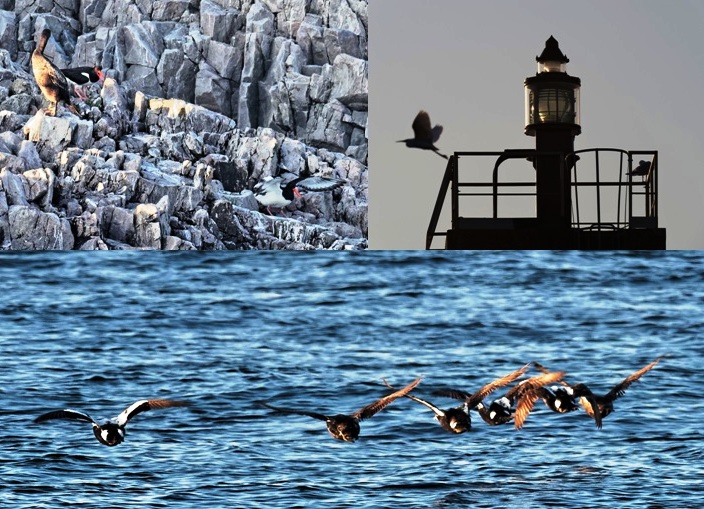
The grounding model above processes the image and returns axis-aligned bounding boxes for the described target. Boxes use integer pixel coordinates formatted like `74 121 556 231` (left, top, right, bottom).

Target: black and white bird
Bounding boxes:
34 399 189 446
387 365 528 434
531 362 603 428
31 29 75 116
576 357 662 422
469 371 566 429
397 110 448 160
261 377 422 442
60 65 104 100
253 173 345 215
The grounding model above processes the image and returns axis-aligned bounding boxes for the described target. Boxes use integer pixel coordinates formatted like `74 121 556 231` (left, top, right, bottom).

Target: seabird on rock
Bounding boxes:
34 399 189 446
31 29 75 116
253 173 345 215
262 377 422 442
397 110 448 160
60 65 104 100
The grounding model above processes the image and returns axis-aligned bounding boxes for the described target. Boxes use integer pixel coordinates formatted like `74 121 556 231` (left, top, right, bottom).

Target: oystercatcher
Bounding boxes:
253 173 345 215
60 65 104 100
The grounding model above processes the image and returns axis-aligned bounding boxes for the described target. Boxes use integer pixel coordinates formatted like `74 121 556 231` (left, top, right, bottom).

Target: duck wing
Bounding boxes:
382 378 445 418
117 399 189 426
34 409 97 425
602 357 662 404
466 364 531 408
352 376 422 421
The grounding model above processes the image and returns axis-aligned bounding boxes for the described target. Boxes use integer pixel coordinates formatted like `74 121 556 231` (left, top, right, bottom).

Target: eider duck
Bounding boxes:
262 376 422 442
421 364 530 433
60 65 104 99
578 357 662 421
531 361 603 428
31 29 74 116
34 399 189 446
471 370 565 429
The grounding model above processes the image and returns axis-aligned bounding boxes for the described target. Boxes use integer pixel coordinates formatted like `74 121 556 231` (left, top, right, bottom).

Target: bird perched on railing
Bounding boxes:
626 160 652 181
398 110 448 160
31 29 76 116
60 65 104 100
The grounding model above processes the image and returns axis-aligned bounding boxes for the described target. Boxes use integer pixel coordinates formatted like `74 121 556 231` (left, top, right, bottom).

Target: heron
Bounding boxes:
398 110 448 160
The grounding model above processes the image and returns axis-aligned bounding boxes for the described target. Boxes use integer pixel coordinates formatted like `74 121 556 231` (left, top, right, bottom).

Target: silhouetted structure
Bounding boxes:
427 36 666 249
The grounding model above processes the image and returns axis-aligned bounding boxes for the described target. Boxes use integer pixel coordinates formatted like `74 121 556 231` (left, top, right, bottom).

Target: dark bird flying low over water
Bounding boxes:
34 399 189 446
424 365 530 433
31 29 75 116
398 110 448 160
262 377 422 442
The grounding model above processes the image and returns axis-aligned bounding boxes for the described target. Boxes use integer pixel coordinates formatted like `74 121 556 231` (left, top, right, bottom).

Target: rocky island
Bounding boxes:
0 0 368 249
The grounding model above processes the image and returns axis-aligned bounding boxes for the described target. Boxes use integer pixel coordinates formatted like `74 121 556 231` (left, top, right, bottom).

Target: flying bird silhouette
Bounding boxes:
398 110 448 160
261 377 422 442
34 399 189 446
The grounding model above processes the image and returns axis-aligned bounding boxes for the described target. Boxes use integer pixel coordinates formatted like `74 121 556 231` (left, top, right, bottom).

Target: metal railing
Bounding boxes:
426 148 659 249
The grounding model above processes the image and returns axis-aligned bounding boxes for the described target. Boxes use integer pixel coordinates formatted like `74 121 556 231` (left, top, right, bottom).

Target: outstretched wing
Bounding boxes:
353 376 422 421
433 388 474 402
514 390 542 430
466 364 531 408
34 409 97 425
117 399 189 426
603 357 661 403
508 371 565 400
382 378 444 418
533 361 571 387
411 111 433 143
296 176 345 193
431 125 444 143
260 402 328 422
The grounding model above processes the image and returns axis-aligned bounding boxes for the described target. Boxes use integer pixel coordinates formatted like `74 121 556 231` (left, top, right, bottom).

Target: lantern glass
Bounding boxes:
538 60 566 73
525 85 580 126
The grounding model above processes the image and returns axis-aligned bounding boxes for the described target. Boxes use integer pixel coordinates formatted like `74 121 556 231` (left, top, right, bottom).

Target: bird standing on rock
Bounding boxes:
398 110 448 160
60 65 104 100
253 173 346 216
31 29 75 116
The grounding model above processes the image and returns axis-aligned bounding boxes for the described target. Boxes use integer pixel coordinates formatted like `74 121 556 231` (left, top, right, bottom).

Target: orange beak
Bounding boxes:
293 187 302 199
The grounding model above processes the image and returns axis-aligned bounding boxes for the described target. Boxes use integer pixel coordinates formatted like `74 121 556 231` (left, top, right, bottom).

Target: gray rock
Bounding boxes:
121 22 161 68
22 168 55 209
0 10 18 61
195 61 233 119
99 205 134 244
157 48 196 102
8 205 74 250
126 63 164 97
200 0 242 43
306 100 351 151
17 141 44 170
245 1 275 36
206 39 243 82
0 168 29 206
152 0 190 21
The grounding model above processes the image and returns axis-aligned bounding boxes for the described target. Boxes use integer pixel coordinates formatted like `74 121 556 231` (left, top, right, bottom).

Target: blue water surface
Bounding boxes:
0 251 702 508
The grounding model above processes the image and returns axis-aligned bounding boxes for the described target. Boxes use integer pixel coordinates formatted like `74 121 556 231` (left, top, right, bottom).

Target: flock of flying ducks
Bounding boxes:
34 357 661 446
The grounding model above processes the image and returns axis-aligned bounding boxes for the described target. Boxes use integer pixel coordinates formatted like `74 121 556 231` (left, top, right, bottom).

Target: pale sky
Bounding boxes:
369 0 704 249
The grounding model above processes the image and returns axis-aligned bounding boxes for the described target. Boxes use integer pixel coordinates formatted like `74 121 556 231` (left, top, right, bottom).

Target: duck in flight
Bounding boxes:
262 377 422 442
386 365 528 434
34 399 189 446
397 110 448 160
